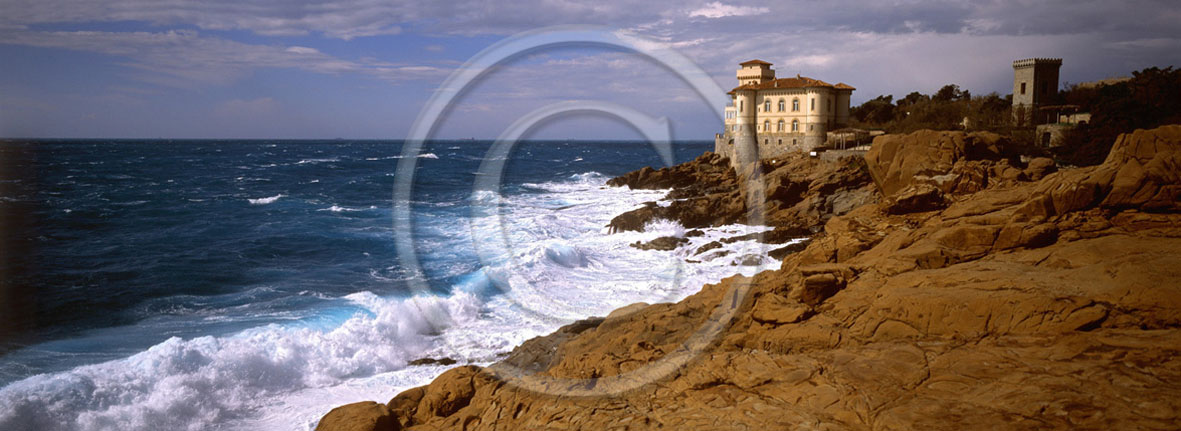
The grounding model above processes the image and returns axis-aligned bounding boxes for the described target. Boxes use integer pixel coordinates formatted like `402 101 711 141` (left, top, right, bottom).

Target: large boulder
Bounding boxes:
864 130 1016 197
316 401 400 431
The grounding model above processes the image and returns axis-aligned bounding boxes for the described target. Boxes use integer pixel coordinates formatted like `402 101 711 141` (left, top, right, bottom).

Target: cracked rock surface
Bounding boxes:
318 126 1181 430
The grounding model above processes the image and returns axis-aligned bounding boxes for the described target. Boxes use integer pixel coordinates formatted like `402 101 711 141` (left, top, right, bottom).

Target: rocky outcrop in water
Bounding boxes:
319 126 1181 430
606 149 879 235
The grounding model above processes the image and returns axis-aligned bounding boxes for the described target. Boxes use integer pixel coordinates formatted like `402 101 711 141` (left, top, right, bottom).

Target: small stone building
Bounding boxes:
1012 58 1062 126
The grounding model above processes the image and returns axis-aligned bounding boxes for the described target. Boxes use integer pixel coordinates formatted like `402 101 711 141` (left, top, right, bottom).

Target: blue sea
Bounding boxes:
0 140 778 430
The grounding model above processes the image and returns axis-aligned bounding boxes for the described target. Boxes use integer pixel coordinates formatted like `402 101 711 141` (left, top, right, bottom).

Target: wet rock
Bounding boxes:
768 239 812 260
408 357 458 367
694 240 722 255
631 236 688 251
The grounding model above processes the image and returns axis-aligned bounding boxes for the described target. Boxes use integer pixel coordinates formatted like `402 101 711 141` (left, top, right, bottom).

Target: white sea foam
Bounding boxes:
364 153 437 161
248 194 283 205
295 158 339 165
319 205 366 212
0 292 483 431
0 170 791 431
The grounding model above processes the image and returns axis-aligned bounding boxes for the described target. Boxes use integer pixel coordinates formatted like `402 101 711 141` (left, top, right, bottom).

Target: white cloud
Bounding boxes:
0 0 404 40
285 46 320 55
688 2 770 19
0 29 446 86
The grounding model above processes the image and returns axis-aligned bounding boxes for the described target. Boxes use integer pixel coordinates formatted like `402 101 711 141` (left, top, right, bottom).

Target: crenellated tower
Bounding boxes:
1012 58 1062 126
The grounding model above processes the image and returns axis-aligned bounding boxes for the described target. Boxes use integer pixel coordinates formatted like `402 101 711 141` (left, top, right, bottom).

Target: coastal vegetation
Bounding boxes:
850 66 1181 166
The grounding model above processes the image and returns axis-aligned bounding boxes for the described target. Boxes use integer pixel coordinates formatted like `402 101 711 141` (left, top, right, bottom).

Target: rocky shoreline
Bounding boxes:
317 126 1181 430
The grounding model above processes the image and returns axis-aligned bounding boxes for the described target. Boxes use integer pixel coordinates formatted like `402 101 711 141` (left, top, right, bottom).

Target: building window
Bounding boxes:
793 138 797 146
764 120 770 131
778 99 785 112
811 98 815 111
764 139 768 145
1020 82 1026 95
809 124 814 131
740 101 744 112
792 98 800 111
777 120 785 132
764 100 771 112
791 119 799 132
778 139 782 145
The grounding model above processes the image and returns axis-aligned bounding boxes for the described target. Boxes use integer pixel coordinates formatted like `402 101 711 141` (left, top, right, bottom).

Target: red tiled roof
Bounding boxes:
739 59 772 66
729 76 854 93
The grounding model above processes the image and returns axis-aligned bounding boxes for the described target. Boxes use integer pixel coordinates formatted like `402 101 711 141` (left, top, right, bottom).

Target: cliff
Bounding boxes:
318 126 1181 430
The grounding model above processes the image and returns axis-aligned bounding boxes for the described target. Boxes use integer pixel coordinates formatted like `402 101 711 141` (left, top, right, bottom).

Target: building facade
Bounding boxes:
1011 58 1062 126
714 60 854 164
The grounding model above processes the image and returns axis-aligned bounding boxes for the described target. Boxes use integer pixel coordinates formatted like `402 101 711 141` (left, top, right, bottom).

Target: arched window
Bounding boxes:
778 99 785 112
764 120 770 131
792 98 800 111
764 100 771 112
791 119 799 132
777 120 785 132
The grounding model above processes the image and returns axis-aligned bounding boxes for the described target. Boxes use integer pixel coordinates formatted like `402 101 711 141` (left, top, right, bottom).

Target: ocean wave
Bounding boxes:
295 158 339 165
0 292 483 431
247 194 284 205
364 153 438 161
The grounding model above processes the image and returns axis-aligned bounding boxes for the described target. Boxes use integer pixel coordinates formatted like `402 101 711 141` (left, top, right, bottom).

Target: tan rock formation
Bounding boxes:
318 126 1181 430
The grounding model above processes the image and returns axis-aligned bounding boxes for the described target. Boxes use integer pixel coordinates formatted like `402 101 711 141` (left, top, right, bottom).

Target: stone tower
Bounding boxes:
736 59 775 85
1012 58 1062 126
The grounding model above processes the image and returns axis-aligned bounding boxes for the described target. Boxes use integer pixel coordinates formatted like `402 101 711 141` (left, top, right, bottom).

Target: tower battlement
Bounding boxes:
1013 58 1062 68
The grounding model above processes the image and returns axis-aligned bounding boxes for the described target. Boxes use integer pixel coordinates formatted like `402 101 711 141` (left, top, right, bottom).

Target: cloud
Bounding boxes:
688 2 770 19
0 29 446 86
285 46 321 55
1 0 1178 139
0 0 404 40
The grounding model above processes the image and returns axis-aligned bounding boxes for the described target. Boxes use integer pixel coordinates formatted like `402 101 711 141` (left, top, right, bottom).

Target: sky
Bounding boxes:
0 0 1178 140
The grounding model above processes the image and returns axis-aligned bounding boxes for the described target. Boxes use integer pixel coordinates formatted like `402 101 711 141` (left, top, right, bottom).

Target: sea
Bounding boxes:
0 139 779 430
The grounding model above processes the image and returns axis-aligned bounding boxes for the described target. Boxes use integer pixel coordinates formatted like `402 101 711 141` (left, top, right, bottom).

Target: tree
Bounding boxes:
933 84 960 102
1058 66 1181 166
851 94 896 125
897 91 929 107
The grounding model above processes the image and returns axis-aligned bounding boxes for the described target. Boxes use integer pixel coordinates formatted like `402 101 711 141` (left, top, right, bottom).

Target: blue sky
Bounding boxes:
1 0 1178 140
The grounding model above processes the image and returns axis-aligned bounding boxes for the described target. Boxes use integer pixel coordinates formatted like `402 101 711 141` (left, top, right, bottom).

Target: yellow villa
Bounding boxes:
715 59 854 163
